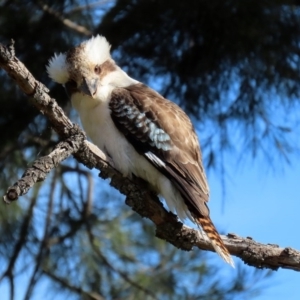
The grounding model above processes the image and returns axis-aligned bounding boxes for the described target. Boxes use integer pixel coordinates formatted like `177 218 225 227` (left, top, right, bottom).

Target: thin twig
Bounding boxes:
86 225 158 300
42 269 105 300
23 171 56 300
9 273 14 300
0 196 38 283
37 1 92 36
60 164 94 217
66 0 113 14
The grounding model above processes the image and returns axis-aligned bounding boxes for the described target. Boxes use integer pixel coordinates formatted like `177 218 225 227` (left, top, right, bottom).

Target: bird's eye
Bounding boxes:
94 65 101 74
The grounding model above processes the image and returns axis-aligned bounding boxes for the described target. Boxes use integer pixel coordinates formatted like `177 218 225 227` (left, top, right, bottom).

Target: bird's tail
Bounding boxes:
195 215 234 267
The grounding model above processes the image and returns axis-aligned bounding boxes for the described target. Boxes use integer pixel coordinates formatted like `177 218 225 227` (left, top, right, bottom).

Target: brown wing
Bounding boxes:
109 83 210 217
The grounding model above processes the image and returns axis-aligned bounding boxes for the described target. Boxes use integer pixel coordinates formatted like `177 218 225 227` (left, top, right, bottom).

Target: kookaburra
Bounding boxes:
47 35 234 266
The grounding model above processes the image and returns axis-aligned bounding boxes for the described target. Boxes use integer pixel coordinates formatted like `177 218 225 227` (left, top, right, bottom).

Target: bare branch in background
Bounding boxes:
37 1 92 36
0 195 38 288
86 225 158 299
42 269 105 300
1 41 300 272
23 171 56 300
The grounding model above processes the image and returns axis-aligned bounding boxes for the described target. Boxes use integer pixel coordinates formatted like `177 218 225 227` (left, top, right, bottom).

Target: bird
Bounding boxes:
47 35 234 266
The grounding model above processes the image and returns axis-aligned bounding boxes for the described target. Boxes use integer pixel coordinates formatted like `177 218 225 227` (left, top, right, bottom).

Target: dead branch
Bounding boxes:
37 1 92 36
42 269 105 300
1 40 300 272
86 225 158 299
0 195 38 283
3 132 85 203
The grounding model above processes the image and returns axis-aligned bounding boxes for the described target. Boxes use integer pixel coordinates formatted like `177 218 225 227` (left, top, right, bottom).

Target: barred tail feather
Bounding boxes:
195 216 234 267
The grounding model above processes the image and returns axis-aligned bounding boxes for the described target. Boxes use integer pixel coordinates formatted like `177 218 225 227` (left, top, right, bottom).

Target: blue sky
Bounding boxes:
207 154 300 299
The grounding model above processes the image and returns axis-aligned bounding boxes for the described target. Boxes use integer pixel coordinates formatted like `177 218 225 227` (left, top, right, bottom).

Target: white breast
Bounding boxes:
71 92 192 222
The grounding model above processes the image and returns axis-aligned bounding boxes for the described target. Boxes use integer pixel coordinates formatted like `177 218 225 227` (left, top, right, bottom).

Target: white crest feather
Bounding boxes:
82 35 111 65
47 53 68 84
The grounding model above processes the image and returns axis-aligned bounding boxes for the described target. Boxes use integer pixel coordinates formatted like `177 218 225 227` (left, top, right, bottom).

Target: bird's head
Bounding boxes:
47 35 135 101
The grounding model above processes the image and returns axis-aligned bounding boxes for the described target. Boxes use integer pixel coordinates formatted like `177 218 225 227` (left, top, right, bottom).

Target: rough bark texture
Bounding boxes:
3 131 85 203
1 41 300 272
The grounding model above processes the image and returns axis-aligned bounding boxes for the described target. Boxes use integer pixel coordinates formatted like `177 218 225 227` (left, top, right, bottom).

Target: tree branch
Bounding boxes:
37 1 92 36
42 269 105 300
1 40 300 272
86 224 158 299
0 194 38 283
3 132 85 203
23 171 56 300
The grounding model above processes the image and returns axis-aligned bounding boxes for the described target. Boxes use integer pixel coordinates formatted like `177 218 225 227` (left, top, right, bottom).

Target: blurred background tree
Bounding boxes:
1 0 300 299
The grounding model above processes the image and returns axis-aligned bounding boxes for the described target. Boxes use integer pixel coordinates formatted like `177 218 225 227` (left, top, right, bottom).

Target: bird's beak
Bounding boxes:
80 77 98 97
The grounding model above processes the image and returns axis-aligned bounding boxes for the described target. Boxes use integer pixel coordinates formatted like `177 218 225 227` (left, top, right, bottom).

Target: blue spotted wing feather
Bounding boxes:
109 84 210 218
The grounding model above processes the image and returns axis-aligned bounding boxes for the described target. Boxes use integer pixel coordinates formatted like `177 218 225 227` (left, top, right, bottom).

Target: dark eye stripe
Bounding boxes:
64 80 78 98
